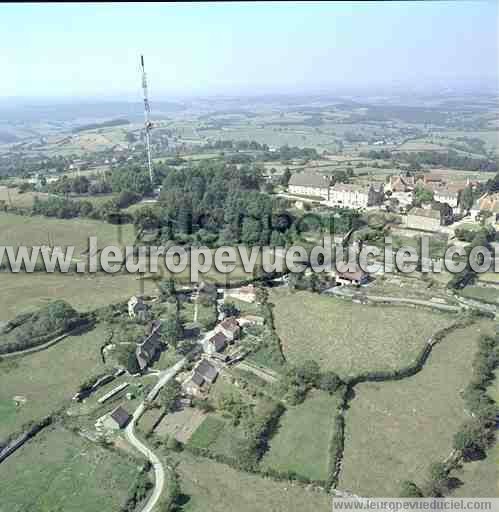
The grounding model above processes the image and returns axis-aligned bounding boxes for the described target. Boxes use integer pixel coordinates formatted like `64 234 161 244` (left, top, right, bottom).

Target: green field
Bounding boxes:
338 320 494 497
0 272 156 320
261 390 341 481
0 212 136 258
459 286 499 305
0 323 110 438
0 425 139 512
449 369 499 498
270 289 456 379
187 415 226 450
171 452 331 512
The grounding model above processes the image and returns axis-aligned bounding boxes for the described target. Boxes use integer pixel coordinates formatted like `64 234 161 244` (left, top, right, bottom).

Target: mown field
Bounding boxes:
0 212 136 258
270 289 456 379
170 451 331 512
338 320 494 497
261 390 341 481
0 272 157 320
0 323 110 438
0 425 139 512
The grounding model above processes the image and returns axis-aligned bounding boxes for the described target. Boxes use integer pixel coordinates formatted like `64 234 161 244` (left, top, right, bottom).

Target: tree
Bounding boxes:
221 302 240 318
281 167 292 187
160 380 182 412
166 436 182 452
453 420 488 460
399 480 424 498
161 318 180 348
294 360 320 387
319 371 342 394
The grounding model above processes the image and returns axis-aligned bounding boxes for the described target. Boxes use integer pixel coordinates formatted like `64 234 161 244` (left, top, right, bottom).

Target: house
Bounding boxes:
237 315 265 327
205 332 228 354
135 324 163 371
335 267 369 286
103 406 131 430
182 371 205 397
215 317 240 342
196 359 219 384
288 172 331 200
405 207 442 232
128 296 148 320
478 192 499 214
386 175 415 208
327 183 384 209
225 284 257 304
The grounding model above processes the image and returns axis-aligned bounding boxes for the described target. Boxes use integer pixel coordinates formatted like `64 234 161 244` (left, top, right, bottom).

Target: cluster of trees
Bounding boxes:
362 149 497 173
278 359 343 405
448 227 496 289
262 145 319 162
214 392 285 470
203 139 269 152
0 300 84 354
454 334 498 461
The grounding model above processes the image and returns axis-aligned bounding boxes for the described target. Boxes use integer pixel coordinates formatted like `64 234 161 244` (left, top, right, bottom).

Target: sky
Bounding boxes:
1 1 498 101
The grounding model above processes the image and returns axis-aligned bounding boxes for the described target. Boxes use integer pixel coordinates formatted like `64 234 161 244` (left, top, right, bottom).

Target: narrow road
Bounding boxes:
125 358 186 512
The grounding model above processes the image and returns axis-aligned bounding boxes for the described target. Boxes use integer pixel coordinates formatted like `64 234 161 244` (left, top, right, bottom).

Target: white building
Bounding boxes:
327 183 384 209
288 172 331 200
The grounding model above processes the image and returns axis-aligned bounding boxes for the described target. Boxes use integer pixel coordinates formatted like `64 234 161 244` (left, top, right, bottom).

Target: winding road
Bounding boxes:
125 358 187 512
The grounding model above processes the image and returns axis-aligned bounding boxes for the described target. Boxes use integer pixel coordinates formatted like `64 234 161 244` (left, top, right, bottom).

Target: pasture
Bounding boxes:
338 320 494 497
171 452 331 512
0 212 136 258
0 425 139 512
0 323 110 438
0 272 157 320
261 390 341 481
270 289 456 379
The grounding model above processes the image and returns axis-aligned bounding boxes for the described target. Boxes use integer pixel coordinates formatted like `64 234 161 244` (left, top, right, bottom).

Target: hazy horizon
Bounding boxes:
1 1 498 102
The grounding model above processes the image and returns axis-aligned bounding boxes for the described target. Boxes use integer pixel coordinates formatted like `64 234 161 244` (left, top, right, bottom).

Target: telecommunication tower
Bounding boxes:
140 55 154 184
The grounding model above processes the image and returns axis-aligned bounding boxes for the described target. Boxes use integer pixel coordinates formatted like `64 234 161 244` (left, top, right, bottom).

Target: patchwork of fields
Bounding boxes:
338 320 494 497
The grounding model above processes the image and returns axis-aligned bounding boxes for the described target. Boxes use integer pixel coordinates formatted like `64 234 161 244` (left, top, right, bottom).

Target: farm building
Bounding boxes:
204 332 228 354
225 284 257 303
215 317 240 342
103 406 131 430
135 323 163 371
336 268 369 286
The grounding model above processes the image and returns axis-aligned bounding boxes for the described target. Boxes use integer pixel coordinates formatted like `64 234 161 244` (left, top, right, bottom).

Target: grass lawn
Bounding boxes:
171 451 331 512
0 323 110 438
270 289 456 379
338 320 494 497
187 414 226 450
0 425 139 512
261 390 341 481
0 272 157 320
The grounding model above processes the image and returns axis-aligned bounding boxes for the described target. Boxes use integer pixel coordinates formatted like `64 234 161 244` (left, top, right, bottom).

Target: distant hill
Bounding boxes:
0 130 20 143
0 100 185 123
72 118 130 133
